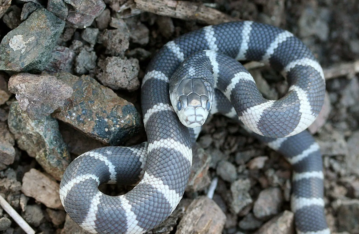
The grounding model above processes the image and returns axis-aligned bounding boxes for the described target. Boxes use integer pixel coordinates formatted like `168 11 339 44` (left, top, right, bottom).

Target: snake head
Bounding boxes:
170 78 213 128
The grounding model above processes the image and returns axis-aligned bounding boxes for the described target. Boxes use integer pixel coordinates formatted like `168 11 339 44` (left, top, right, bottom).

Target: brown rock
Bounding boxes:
46 208 66 226
21 169 63 209
176 196 226 234
97 57 140 91
247 156 268 170
8 73 73 119
99 29 129 56
253 187 283 219
254 211 294 234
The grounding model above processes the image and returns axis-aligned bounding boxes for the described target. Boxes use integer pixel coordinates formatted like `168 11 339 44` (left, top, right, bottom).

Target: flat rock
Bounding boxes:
0 8 65 72
337 199 359 232
253 187 283 219
53 73 142 145
176 196 226 234
44 46 75 74
8 102 70 180
97 57 140 91
254 211 294 234
9 73 73 120
21 169 62 209
230 178 253 214
65 0 105 28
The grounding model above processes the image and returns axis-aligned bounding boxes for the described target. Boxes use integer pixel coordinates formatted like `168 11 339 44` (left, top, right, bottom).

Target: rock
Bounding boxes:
0 108 7 122
337 200 359 233
109 17 129 31
0 217 11 231
186 144 211 193
0 0 11 18
216 160 237 182
340 76 359 107
126 20 149 45
21 169 62 209
253 187 283 219
198 134 212 149
2 5 21 29
316 128 348 156
126 48 152 61
97 57 140 91
46 209 66 226
207 147 228 168
0 74 11 105
95 8 110 30
98 29 130 56
53 73 142 145
60 26 76 43
346 131 359 176
8 102 70 180
8 73 73 120
23 204 44 227
298 7 330 41
176 196 226 234
62 215 92 234
81 28 99 46
47 0 68 20
238 213 262 231
0 8 65 72
156 16 174 38
254 211 294 234
247 156 268 170
21 2 41 20
64 0 105 28
0 168 21 193
74 48 97 74
0 123 15 169
235 149 264 165
44 46 75 73
19 194 28 212
309 92 331 134
230 179 253 214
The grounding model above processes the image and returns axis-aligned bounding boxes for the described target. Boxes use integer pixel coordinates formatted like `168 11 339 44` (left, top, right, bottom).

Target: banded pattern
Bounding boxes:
60 21 328 234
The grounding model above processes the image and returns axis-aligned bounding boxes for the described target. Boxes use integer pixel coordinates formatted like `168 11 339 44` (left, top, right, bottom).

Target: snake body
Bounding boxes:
60 21 329 234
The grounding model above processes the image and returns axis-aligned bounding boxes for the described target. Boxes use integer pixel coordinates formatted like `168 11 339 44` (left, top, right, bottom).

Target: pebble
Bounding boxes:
156 16 174 38
21 169 62 209
176 196 226 234
126 48 152 61
98 29 130 56
299 6 330 41
336 199 359 233
0 8 65 72
53 73 142 145
207 147 228 168
253 187 283 219
74 48 97 74
46 209 66 226
238 213 262 231
230 179 252 214
97 57 140 91
81 28 99 46
316 128 348 156
45 46 75 73
247 156 268 170
254 211 294 234
65 0 105 28
8 102 71 180
0 217 11 231
0 122 15 170
345 131 359 176
340 77 359 107
0 73 10 104
21 2 41 20
47 0 68 20
0 0 11 18
23 204 45 227
2 5 21 29
235 149 264 165
95 8 110 30
126 20 149 45
8 73 73 120
217 160 237 182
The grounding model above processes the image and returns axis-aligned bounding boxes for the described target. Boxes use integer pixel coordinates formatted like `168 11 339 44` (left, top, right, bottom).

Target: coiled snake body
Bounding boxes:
60 21 329 234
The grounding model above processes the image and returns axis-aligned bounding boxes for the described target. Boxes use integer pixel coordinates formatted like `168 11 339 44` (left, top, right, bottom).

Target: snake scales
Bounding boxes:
60 21 329 234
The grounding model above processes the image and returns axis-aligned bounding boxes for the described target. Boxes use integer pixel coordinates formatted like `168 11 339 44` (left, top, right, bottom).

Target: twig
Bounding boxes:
134 0 237 25
0 195 35 234
206 177 218 199
323 60 359 79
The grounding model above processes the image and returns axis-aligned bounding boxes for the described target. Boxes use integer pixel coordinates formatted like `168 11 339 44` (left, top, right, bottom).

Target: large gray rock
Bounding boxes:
0 8 65 72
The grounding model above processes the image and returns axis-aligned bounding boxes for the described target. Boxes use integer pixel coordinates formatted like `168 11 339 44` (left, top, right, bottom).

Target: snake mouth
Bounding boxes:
179 107 208 128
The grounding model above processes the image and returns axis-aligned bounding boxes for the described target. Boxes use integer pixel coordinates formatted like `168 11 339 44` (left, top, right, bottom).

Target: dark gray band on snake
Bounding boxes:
59 21 329 234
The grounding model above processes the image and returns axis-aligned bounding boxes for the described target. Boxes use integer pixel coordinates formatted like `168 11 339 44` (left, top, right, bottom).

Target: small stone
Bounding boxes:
60 26 76 42
156 16 174 38
238 213 262 231
0 217 11 231
254 211 294 234
230 179 252 214
126 48 151 61
340 77 359 107
20 2 41 20
346 131 359 176
62 215 92 234
8 102 71 180
20 194 28 212
186 144 211 193
316 128 348 156
64 0 105 28
0 8 65 72
0 141 15 168
44 46 75 73
109 17 129 31
207 147 228 168
99 29 130 56
3 6 21 29
74 48 97 74
176 196 226 234
235 149 264 165
23 205 44 227
81 28 99 46
198 134 213 149
0 74 11 105
9 73 73 120
253 187 283 219
46 209 66 226
97 57 140 91
53 73 142 145
21 169 62 209
247 156 268 170
0 0 11 18
337 199 359 232
95 8 110 30
217 160 237 182
47 0 68 20
127 20 149 45
298 7 329 41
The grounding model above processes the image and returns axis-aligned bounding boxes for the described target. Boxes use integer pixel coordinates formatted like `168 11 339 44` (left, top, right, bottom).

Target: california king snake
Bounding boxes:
59 21 329 234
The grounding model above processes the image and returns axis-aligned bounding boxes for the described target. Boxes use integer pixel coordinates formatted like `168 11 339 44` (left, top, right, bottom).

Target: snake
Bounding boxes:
59 21 329 234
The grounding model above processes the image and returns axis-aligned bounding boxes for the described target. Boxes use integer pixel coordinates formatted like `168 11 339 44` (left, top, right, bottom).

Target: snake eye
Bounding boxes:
206 101 211 110
177 100 182 111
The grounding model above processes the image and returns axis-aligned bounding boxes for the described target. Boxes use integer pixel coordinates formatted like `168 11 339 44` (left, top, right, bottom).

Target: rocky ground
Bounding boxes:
0 0 358 233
